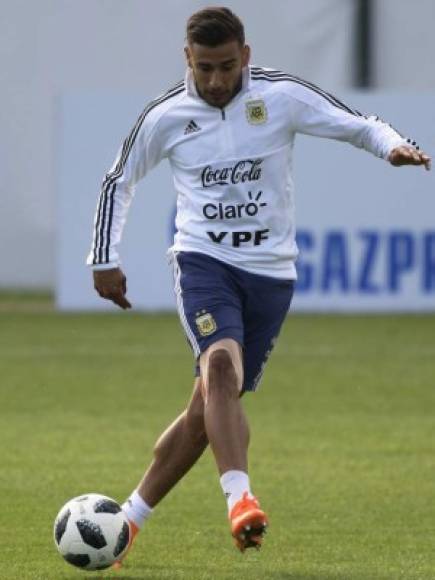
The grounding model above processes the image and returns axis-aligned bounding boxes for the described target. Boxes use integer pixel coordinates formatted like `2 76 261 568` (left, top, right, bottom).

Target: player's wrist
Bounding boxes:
385 138 409 161
90 262 120 271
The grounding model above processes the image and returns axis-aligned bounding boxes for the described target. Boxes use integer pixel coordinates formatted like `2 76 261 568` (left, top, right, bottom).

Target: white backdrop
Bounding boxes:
373 0 435 89
57 93 435 312
2 0 435 289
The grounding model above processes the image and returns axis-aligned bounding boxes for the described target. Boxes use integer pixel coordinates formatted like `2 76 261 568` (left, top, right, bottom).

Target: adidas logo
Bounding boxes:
184 120 201 135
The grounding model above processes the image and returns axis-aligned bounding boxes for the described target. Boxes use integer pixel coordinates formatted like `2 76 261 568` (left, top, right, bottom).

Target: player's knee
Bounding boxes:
206 348 239 399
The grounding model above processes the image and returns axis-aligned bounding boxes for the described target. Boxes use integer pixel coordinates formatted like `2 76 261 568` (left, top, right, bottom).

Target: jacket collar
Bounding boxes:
185 66 251 101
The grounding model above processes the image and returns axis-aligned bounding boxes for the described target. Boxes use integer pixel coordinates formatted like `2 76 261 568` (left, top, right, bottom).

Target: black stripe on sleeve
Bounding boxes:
92 81 185 264
105 183 116 264
97 184 110 264
105 81 185 186
92 190 105 264
250 67 362 117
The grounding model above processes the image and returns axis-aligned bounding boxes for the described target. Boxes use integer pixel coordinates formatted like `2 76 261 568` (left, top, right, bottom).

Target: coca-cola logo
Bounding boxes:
201 159 263 188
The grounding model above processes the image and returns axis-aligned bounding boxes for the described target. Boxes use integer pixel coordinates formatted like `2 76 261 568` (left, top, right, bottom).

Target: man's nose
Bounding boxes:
209 71 223 89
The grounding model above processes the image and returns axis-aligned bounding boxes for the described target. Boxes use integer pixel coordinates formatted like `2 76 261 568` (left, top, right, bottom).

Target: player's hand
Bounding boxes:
93 268 132 310
389 146 431 170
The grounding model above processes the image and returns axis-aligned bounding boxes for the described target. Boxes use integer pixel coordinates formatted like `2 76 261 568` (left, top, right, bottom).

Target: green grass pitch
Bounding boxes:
1 293 435 579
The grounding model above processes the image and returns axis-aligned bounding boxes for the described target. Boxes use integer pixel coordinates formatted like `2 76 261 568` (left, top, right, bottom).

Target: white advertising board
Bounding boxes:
56 93 435 312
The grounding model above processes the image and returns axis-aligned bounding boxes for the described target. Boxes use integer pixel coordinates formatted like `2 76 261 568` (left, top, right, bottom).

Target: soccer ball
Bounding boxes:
53 493 130 570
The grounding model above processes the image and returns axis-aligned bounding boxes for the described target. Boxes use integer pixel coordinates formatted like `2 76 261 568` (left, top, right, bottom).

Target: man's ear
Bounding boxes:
184 46 192 68
242 45 251 68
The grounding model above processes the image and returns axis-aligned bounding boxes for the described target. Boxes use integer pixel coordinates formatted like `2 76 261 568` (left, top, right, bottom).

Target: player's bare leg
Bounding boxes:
200 339 247 474
116 339 266 566
137 378 208 506
114 379 208 568
200 338 268 551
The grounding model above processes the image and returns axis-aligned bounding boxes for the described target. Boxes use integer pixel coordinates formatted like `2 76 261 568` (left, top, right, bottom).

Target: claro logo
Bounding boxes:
201 159 263 188
203 191 267 220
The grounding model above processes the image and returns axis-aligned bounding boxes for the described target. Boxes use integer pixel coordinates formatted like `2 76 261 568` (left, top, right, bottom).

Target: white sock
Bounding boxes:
220 470 253 513
121 489 153 529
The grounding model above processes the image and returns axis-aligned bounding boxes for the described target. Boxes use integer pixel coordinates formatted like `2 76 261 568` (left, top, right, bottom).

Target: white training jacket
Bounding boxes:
88 65 415 279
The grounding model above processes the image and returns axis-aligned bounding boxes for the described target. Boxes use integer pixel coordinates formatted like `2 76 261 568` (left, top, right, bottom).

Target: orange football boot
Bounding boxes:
112 519 139 570
229 492 268 552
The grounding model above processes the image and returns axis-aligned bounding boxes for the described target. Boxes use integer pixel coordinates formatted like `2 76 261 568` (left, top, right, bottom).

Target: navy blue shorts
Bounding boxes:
172 251 294 392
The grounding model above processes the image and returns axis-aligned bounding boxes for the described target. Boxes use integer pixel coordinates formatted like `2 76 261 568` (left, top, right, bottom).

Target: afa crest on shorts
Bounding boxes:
245 99 268 125
195 310 217 336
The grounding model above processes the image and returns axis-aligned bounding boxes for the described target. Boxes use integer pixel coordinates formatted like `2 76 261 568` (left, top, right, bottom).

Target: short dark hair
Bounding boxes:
186 7 245 47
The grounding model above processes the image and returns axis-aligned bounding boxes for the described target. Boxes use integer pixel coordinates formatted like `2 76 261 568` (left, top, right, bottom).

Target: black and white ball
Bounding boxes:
53 493 130 570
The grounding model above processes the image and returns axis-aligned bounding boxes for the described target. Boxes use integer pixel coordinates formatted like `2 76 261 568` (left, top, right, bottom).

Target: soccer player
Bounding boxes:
87 6 431 564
